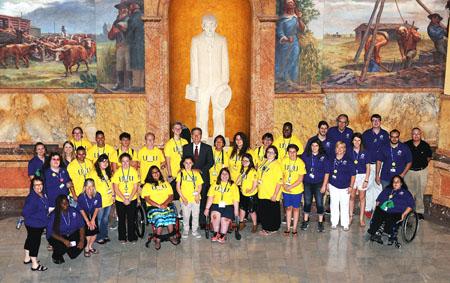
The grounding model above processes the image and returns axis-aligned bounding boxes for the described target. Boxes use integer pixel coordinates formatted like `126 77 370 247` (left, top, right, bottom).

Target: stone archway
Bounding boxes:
143 0 277 146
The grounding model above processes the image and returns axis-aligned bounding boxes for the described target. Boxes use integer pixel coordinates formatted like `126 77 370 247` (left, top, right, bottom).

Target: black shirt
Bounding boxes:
405 140 432 170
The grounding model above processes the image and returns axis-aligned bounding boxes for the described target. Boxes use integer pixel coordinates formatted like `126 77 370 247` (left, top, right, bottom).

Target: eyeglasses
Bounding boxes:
267 151 275 154
390 135 399 138
51 158 60 161
151 171 160 174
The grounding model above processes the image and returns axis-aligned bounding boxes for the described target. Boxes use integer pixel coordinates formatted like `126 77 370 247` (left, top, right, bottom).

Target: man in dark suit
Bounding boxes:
182 127 214 227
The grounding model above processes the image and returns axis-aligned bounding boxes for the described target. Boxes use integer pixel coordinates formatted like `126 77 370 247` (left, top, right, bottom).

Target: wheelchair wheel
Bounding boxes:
401 211 418 243
135 204 146 238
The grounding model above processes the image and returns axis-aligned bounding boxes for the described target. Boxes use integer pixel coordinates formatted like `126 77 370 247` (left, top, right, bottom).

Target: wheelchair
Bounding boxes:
367 210 419 248
144 204 182 248
135 199 147 238
205 213 242 241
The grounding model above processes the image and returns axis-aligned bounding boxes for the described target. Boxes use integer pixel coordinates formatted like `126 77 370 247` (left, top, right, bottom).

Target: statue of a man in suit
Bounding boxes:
186 14 231 140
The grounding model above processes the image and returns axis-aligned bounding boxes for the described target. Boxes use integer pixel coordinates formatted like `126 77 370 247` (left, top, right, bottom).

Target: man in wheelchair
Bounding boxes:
368 175 415 246
141 166 180 250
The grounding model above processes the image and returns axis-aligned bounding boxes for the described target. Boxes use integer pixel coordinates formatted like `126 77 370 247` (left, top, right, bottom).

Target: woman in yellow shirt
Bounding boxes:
209 135 230 186
112 153 140 243
141 165 179 249
228 132 250 182
87 154 113 244
70 127 92 151
236 153 258 233
176 157 204 239
257 145 283 236
204 168 239 243
281 144 306 236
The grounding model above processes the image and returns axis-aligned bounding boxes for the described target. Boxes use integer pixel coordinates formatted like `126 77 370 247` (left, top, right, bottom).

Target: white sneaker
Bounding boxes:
343 226 349 231
182 231 189 239
331 225 337 230
192 230 201 239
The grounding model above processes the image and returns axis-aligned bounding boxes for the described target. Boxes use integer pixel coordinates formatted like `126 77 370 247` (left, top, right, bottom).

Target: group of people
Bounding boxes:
22 115 431 271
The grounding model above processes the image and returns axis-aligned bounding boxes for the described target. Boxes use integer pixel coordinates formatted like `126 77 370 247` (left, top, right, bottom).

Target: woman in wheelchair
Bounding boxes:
141 166 180 250
368 175 415 245
204 168 240 243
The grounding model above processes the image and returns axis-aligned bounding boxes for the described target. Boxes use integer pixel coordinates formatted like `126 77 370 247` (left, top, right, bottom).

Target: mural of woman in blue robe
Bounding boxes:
275 0 305 84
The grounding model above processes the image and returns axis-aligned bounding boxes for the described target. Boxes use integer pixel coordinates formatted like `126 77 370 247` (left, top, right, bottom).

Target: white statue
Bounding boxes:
186 14 231 139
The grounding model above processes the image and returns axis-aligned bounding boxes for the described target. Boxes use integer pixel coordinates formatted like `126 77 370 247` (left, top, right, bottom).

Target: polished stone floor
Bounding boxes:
1 217 449 283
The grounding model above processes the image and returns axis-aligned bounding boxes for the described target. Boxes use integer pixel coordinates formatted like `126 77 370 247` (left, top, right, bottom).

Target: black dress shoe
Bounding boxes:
52 257 65 264
418 213 425 220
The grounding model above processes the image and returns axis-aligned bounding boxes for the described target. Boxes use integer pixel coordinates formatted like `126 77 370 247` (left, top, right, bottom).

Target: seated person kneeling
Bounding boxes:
142 165 179 250
368 175 415 244
204 168 240 243
47 195 86 264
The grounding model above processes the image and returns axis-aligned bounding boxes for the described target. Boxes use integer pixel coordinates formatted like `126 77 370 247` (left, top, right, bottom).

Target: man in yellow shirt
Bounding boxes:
251 132 274 170
86 131 116 164
70 126 92 150
67 146 93 199
274 122 304 160
138 132 166 183
111 132 139 170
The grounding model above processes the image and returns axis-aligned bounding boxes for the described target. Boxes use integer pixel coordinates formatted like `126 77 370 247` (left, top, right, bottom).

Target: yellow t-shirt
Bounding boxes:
257 160 283 201
111 147 138 167
111 167 140 202
176 169 204 203
273 135 304 160
237 167 258 197
138 146 165 182
141 181 173 206
281 157 306 194
86 144 116 163
207 182 240 205
87 170 113 208
70 138 92 151
163 138 188 177
251 146 267 169
67 159 93 196
228 149 250 182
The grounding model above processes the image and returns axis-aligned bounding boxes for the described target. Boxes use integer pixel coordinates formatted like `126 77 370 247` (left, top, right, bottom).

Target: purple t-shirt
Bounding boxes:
377 186 415 213
46 207 84 239
362 128 389 163
377 143 412 182
328 156 356 189
28 156 45 177
350 149 370 174
301 153 329 184
77 192 102 218
328 126 354 149
44 167 71 207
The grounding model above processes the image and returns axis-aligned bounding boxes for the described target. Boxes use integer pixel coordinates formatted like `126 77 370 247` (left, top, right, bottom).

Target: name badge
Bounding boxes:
332 175 337 179
309 173 315 179
390 168 396 173
258 179 262 184
219 201 226 208
212 171 218 177
107 189 112 195
124 193 130 197
59 183 65 189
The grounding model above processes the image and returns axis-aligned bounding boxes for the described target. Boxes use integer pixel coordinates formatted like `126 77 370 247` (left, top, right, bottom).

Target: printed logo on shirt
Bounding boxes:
343 160 347 165
397 150 402 156
94 200 98 205
119 175 135 182
142 155 158 162
380 135 384 139
152 183 168 191
320 156 325 161
285 165 299 171
77 168 90 176
213 185 230 193
72 212 76 218
325 142 331 148
346 133 350 138
360 153 365 159
399 191 404 195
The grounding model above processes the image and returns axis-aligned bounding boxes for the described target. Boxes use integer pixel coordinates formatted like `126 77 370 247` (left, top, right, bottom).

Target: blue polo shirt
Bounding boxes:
47 207 84 239
328 156 356 189
376 186 415 214
350 149 370 174
328 126 354 149
378 143 412 182
28 156 46 177
305 136 334 158
22 190 49 228
301 153 329 184
77 192 102 218
44 167 71 207
362 128 389 163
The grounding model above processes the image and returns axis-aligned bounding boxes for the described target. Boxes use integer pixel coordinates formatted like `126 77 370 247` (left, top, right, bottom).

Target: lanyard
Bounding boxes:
353 150 359 162
258 146 265 161
174 138 182 157
219 182 229 201
287 158 296 179
214 149 224 170
310 154 317 172
62 211 70 227
260 159 274 179
97 146 105 157
121 166 131 192
283 138 291 152
39 194 48 210
333 158 343 173
390 146 396 166
77 160 88 181
101 170 111 189
84 194 94 217
389 189 398 199
184 170 196 188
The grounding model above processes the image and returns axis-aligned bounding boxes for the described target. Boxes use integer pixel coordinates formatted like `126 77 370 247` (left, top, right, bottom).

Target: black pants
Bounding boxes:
24 226 45 257
368 206 402 238
48 230 84 261
199 183 209 225
258 199 281 232
116 199 137 241
170 179 180 200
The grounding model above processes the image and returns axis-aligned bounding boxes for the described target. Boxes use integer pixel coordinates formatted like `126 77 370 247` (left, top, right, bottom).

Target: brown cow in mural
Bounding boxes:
53 44 89 76
0 43 39 68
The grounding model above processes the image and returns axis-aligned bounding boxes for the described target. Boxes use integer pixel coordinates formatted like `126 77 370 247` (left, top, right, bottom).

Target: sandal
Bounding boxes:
90 248 99 254
292 231 298 236
31 264 48 272
24 259 39 265
154 239 161 250
47 245 53 251
169 237 180 246
84 250 91 257
283 230 290 236
96 239 106 245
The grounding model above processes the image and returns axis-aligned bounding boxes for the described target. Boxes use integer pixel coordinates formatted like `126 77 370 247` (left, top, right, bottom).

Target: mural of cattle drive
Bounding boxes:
321 0 448 89
95 0 145 93
0 0 97 88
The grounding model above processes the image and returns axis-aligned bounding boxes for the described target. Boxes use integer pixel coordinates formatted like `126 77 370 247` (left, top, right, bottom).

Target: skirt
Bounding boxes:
147 203 177 228
239 192 258 213
258 199 281 232
85 217 99 236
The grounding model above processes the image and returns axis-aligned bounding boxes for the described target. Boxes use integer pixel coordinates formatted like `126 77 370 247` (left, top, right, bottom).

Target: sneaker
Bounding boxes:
182 231 189 239
331 225 337 230
364 211 372 219
217 234 226 244
370 234 383 245
211 232 220 242
343 226 349 231
317 222 324 233
300 221 309 231
192 230 201 239
251 225 258 233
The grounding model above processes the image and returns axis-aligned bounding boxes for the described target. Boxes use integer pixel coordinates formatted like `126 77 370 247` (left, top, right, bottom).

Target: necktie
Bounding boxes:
194 145 199 162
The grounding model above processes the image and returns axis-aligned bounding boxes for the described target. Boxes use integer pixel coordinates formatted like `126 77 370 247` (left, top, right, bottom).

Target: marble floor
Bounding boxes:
1 217 449 283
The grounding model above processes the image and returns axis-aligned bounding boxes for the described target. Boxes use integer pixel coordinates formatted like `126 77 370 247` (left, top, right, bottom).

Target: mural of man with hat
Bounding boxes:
427 13 447 57
125 0 145 92
108 0 131 91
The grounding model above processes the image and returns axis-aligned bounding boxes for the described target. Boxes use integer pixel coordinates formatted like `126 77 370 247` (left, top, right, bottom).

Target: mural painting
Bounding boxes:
0 0 97 88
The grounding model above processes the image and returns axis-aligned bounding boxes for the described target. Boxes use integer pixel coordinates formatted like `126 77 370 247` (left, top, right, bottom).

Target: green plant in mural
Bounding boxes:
96 42 116 84
276 0 320 27
299 31 320 89
72 73 97 88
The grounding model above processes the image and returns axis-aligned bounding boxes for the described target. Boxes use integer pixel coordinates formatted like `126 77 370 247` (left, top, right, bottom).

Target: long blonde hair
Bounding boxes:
83 178 97 197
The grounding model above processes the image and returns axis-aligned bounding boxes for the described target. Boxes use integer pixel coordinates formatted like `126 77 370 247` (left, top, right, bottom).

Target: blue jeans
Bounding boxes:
303 182 324 214
97 205 112 240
